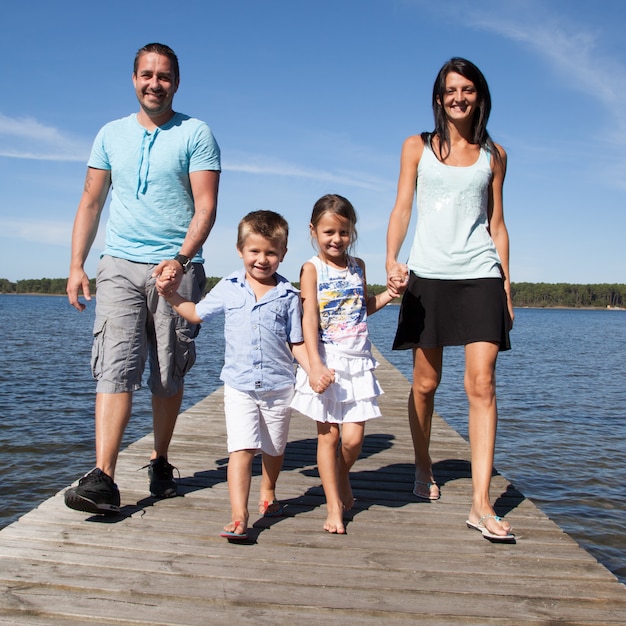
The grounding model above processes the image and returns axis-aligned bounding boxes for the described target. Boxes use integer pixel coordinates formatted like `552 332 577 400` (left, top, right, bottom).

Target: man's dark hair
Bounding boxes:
133 43 180 83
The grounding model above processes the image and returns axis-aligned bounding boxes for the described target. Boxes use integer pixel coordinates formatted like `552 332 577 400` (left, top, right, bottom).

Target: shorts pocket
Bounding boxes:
91 317 107 380
174 329 196 379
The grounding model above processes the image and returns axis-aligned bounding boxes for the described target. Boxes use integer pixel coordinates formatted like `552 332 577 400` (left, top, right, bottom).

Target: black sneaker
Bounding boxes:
147 456 178 498
64 468 121 515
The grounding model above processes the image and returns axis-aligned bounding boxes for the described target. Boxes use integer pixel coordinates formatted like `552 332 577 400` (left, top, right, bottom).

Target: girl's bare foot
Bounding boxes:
338 472 355 511
324 504 346 534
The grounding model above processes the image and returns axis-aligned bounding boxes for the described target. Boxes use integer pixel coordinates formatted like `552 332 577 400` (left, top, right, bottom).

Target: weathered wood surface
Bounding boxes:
1 348 624 625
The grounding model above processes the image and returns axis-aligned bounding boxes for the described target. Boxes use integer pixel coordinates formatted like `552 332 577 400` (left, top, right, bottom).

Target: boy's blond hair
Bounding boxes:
237 210 289 251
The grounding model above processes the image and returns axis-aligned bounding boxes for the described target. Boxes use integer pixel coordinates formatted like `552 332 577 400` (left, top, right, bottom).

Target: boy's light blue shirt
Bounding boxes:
88 112 221 264
195 270 303 392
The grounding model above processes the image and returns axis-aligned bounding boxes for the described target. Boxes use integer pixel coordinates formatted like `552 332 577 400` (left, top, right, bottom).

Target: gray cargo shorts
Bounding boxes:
91 255 206 396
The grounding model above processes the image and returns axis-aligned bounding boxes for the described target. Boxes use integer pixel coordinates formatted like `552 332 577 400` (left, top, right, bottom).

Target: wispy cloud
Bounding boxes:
470 4 624 109
0 218 106 250
0 112 390 191
425 0 626 139
0 113 91 161
0 219 73 245
224 158 389 191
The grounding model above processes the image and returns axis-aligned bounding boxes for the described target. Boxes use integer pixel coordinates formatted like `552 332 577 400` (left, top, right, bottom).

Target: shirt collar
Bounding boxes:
228 268 298 297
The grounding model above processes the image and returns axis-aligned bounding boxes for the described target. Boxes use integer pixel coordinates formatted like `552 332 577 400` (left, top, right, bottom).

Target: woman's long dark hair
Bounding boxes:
422 57 500 165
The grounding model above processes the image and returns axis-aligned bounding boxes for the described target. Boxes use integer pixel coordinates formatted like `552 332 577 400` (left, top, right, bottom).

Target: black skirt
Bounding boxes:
393 272 511 351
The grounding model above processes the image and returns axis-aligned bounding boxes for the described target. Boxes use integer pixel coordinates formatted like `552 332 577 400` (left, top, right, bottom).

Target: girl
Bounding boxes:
292 194 397 534
386 58 515 541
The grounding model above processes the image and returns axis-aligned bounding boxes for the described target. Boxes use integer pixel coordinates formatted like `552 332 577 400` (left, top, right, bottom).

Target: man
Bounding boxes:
64 43 221 514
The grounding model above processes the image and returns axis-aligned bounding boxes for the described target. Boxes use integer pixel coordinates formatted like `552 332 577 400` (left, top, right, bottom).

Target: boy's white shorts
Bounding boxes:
223 385 294 455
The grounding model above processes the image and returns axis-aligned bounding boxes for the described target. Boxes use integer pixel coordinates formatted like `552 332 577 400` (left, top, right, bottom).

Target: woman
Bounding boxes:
386 57 514 541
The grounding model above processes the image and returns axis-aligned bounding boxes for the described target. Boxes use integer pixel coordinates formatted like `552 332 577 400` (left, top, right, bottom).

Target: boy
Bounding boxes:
158 210 328 539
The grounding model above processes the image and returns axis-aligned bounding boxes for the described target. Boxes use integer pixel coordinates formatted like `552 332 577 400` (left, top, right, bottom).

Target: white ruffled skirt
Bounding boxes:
291 343 383 423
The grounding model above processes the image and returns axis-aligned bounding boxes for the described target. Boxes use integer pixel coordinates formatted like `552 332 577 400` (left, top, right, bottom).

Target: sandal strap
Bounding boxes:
414 479 438 488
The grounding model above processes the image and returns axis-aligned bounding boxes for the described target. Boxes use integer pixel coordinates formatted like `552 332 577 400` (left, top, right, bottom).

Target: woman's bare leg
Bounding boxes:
409 347 442 498
465 341 511 536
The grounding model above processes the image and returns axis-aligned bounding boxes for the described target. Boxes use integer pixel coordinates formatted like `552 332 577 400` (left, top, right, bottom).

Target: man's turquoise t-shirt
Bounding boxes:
88 112 221 264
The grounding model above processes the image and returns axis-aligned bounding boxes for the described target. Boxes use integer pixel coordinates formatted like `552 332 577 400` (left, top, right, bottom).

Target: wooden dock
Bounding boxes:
0 348 624 625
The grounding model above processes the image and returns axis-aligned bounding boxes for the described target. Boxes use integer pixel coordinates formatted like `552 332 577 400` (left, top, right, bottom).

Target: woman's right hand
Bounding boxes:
386 262 409 297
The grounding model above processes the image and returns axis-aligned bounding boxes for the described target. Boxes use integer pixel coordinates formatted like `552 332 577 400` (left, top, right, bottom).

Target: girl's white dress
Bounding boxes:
291 255 383 423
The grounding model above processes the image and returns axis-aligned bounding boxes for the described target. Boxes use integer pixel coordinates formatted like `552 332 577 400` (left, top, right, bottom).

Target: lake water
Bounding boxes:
1 295 624 584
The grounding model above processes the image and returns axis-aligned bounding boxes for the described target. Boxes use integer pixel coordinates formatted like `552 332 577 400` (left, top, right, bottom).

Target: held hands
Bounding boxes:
308 363 336 394
386 262 409 298
153 262 180 298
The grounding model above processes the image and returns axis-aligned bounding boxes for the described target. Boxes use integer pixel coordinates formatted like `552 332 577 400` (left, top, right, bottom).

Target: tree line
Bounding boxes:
0 276 223 296
0 277 388 297
511 282 626 308
1 277 624 308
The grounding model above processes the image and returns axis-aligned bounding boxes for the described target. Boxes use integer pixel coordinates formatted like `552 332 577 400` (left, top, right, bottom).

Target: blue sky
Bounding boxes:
1 0 625 286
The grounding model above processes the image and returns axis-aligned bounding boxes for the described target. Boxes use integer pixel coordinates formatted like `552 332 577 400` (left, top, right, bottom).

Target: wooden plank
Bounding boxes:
0 347 624 625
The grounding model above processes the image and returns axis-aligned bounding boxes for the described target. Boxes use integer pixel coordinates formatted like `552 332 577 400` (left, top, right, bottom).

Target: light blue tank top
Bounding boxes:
407 143 502 279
